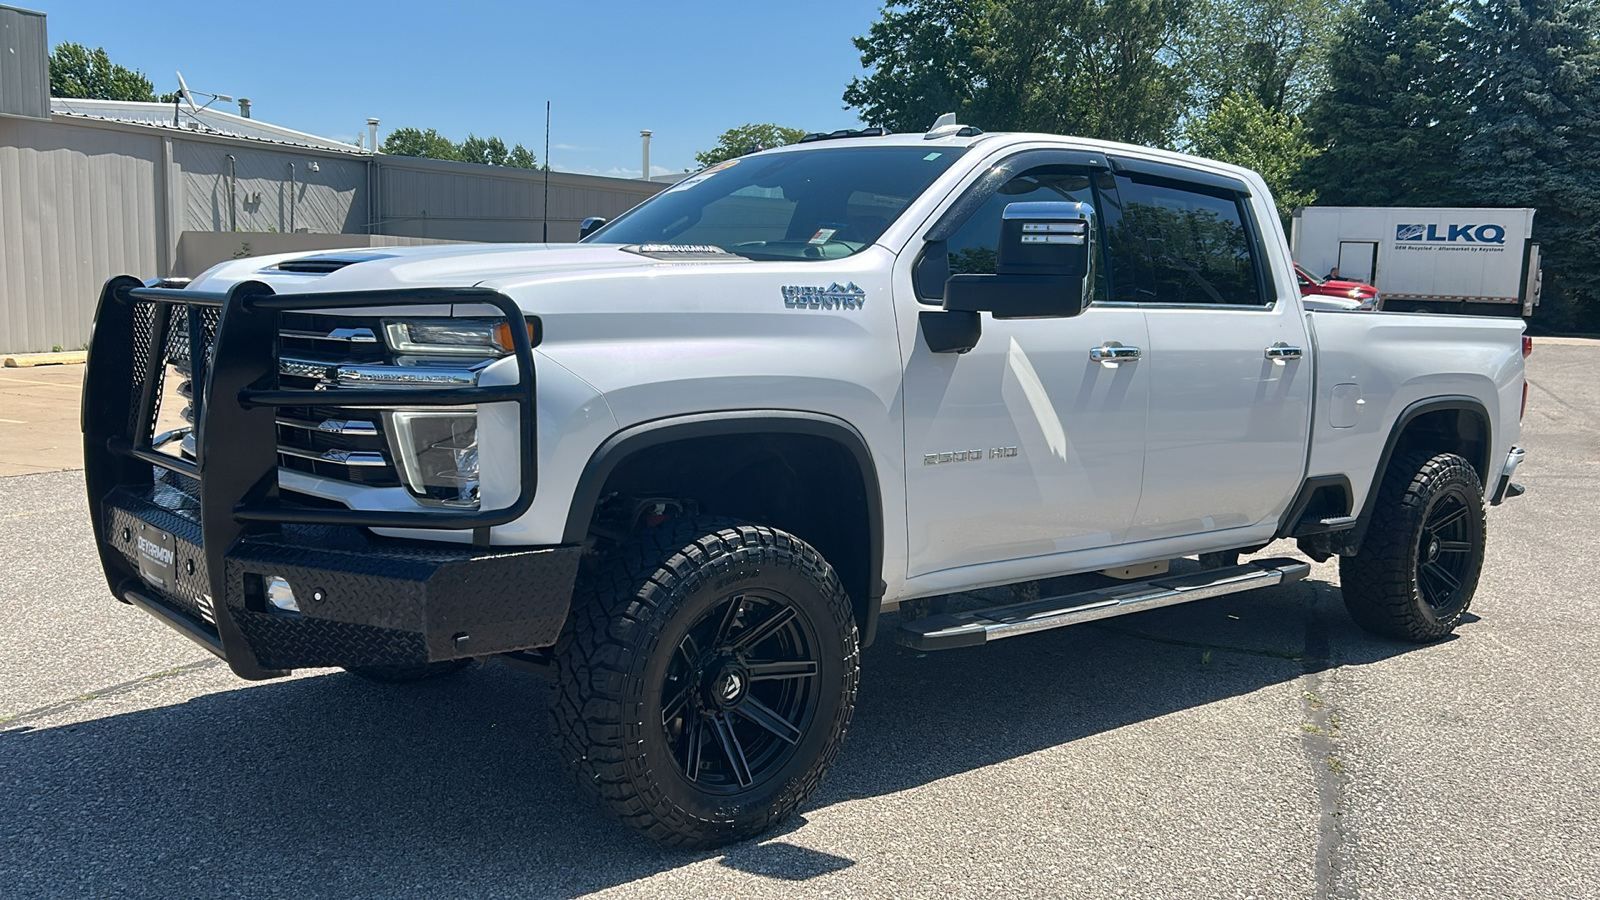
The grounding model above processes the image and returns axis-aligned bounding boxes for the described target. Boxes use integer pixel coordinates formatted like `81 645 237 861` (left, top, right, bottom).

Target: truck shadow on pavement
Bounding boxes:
0 570 1432 898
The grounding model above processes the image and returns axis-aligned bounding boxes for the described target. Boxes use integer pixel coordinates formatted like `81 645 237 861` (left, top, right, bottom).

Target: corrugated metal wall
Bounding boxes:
0 6 50 121
1 113 668 352
376 156 662 242
177 140 367 235
0 115 161 353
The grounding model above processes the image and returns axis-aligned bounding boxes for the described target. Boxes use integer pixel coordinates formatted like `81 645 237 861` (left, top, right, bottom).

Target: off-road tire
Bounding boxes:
344 659 474 683
551 517 859 849
1339 451 1487 642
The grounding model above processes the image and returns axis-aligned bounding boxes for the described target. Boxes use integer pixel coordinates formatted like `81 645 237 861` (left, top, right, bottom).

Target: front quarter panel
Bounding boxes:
485 248 909 576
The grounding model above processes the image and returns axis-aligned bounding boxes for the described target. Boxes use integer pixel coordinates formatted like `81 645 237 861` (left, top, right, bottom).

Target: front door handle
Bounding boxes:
1090 342 1142 364
1265 343 1303 364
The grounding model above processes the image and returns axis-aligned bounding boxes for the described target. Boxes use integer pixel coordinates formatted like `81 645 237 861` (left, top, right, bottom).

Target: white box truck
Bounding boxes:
1291 206 1542 317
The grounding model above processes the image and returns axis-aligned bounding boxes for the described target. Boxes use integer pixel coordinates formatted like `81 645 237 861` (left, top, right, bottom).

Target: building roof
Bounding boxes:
49 97 364 154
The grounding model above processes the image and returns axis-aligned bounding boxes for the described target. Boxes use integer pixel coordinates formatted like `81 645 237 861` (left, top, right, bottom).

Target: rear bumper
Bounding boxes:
100 482 581 676
1490 445 1526 505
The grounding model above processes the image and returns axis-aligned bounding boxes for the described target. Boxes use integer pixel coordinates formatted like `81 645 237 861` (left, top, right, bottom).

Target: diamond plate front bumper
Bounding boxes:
100 483 581 676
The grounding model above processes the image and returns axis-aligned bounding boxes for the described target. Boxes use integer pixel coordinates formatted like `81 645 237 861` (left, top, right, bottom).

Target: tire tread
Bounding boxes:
550 517 859 849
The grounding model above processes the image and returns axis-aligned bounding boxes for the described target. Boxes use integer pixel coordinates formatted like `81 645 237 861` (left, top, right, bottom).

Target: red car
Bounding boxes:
1295 264 1380 311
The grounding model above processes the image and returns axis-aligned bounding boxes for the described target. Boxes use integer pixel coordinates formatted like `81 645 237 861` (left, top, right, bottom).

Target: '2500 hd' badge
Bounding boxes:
782 283 866 310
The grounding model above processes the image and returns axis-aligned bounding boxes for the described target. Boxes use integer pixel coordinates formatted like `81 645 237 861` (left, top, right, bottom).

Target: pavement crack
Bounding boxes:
1300 589 1350 900
0 659 222 731
1089 622 1320 663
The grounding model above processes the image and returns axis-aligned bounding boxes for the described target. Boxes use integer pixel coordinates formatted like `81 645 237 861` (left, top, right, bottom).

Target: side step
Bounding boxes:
897 557 1312 651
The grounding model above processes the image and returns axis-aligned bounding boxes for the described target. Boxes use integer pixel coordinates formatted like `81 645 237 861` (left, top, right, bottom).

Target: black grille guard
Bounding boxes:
83 276 551 680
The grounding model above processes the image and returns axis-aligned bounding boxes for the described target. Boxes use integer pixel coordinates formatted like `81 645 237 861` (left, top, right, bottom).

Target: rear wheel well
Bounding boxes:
1388 408 1490 486
576 430 880 642
1336 402 1491 557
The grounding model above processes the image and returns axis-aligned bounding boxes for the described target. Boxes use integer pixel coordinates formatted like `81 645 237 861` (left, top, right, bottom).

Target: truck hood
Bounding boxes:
1320 279 1378 297
186 242 738 295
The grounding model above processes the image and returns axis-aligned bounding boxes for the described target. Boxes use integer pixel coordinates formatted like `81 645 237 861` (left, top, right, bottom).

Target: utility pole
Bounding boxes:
542 101 551 243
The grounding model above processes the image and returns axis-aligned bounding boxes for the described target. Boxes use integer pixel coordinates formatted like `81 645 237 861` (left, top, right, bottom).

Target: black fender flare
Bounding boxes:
1340 395 1493 555
562 410 886 644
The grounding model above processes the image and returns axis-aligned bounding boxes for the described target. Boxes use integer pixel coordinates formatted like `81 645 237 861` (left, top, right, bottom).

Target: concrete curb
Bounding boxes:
3 351 87 367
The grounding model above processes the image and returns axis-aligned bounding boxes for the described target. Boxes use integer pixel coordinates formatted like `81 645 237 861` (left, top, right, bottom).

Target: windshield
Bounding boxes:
1295 264 1324 285
585 145 967 261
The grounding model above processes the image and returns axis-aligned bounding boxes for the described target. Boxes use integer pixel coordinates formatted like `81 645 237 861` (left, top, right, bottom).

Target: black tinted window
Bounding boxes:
1108 176 1265 306
934 164 1110 300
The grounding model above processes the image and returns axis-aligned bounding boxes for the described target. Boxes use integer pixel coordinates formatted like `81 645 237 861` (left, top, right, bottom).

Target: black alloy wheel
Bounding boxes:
1414 486 1479 613
661 590 822 793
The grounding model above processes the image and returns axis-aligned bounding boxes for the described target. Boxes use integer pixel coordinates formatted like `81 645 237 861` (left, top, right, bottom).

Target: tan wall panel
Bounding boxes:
0 117 160 353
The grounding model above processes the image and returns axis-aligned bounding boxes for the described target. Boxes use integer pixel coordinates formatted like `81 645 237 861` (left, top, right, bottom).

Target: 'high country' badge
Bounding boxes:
782 283 866 311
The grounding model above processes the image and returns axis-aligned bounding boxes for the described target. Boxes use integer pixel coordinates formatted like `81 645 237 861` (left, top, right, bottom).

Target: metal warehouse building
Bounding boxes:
0 4 665 353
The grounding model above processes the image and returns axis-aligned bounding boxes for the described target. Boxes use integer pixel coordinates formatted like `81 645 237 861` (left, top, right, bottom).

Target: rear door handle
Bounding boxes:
1090 342 1142 363
1265 343 1303 363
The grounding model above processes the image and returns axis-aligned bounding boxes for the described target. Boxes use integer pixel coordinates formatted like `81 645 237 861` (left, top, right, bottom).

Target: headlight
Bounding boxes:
386 409 480 507
383 318 516 357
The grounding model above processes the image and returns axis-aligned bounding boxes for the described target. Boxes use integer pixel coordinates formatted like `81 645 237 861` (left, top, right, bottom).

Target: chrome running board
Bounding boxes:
897 557 1312 651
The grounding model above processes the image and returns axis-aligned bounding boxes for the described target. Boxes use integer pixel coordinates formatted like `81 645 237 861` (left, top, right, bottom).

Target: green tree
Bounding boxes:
844 0 1189 146
1184 93 1318 220
381 127 462 160
1456 0 1600 331
1176 0 1343 116
459 134 508 166
382 127 536 168
506 143 540 169
842 0 987 133
693 124 810 168
1297 0 1469 205
49 42 175 102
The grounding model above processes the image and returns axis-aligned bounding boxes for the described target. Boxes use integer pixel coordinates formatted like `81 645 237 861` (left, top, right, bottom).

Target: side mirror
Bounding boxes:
943 201 1094 319
579 216 608 240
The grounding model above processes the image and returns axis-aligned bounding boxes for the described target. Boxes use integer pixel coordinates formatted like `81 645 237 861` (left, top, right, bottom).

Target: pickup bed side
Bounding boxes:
1304 309 1524 531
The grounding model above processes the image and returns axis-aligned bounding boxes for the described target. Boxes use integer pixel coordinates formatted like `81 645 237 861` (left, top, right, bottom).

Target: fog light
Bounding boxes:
386 409 480 507
266 576 299 613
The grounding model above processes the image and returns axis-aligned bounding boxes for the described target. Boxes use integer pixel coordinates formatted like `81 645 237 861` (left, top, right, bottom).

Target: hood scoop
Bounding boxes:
268 252 398 275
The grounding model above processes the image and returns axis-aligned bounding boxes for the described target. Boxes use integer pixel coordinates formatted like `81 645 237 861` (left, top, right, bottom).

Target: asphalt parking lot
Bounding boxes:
1 342 1596 899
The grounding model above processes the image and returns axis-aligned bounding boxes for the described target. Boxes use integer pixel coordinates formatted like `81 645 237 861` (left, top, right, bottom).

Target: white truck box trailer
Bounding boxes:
1291 206 1541 317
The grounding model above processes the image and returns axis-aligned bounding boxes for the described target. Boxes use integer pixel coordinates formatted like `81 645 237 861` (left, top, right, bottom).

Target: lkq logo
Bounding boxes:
1396 223 1507 244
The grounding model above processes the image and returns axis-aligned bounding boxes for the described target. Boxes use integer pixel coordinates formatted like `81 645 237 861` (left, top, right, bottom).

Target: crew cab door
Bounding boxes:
1099 159 1312 541
900 154 1149 577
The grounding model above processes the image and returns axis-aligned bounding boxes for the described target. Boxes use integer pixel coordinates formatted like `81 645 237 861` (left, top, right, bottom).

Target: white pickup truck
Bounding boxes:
83 118 1528 849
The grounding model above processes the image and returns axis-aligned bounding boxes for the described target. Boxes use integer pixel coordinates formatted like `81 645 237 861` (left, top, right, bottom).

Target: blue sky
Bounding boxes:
29 0 884 176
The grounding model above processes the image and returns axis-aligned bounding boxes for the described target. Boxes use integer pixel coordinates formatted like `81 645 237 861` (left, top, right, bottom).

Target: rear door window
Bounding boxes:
1106 175 1267 306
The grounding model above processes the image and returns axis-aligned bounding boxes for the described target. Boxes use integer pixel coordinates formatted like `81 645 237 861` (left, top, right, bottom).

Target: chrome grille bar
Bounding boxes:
276 446 389 467
280 327 378 343
275 416 379 436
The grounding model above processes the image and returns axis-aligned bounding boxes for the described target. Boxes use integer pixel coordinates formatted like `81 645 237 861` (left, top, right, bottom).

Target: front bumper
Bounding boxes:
82 277 560 679
100 482 580 675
